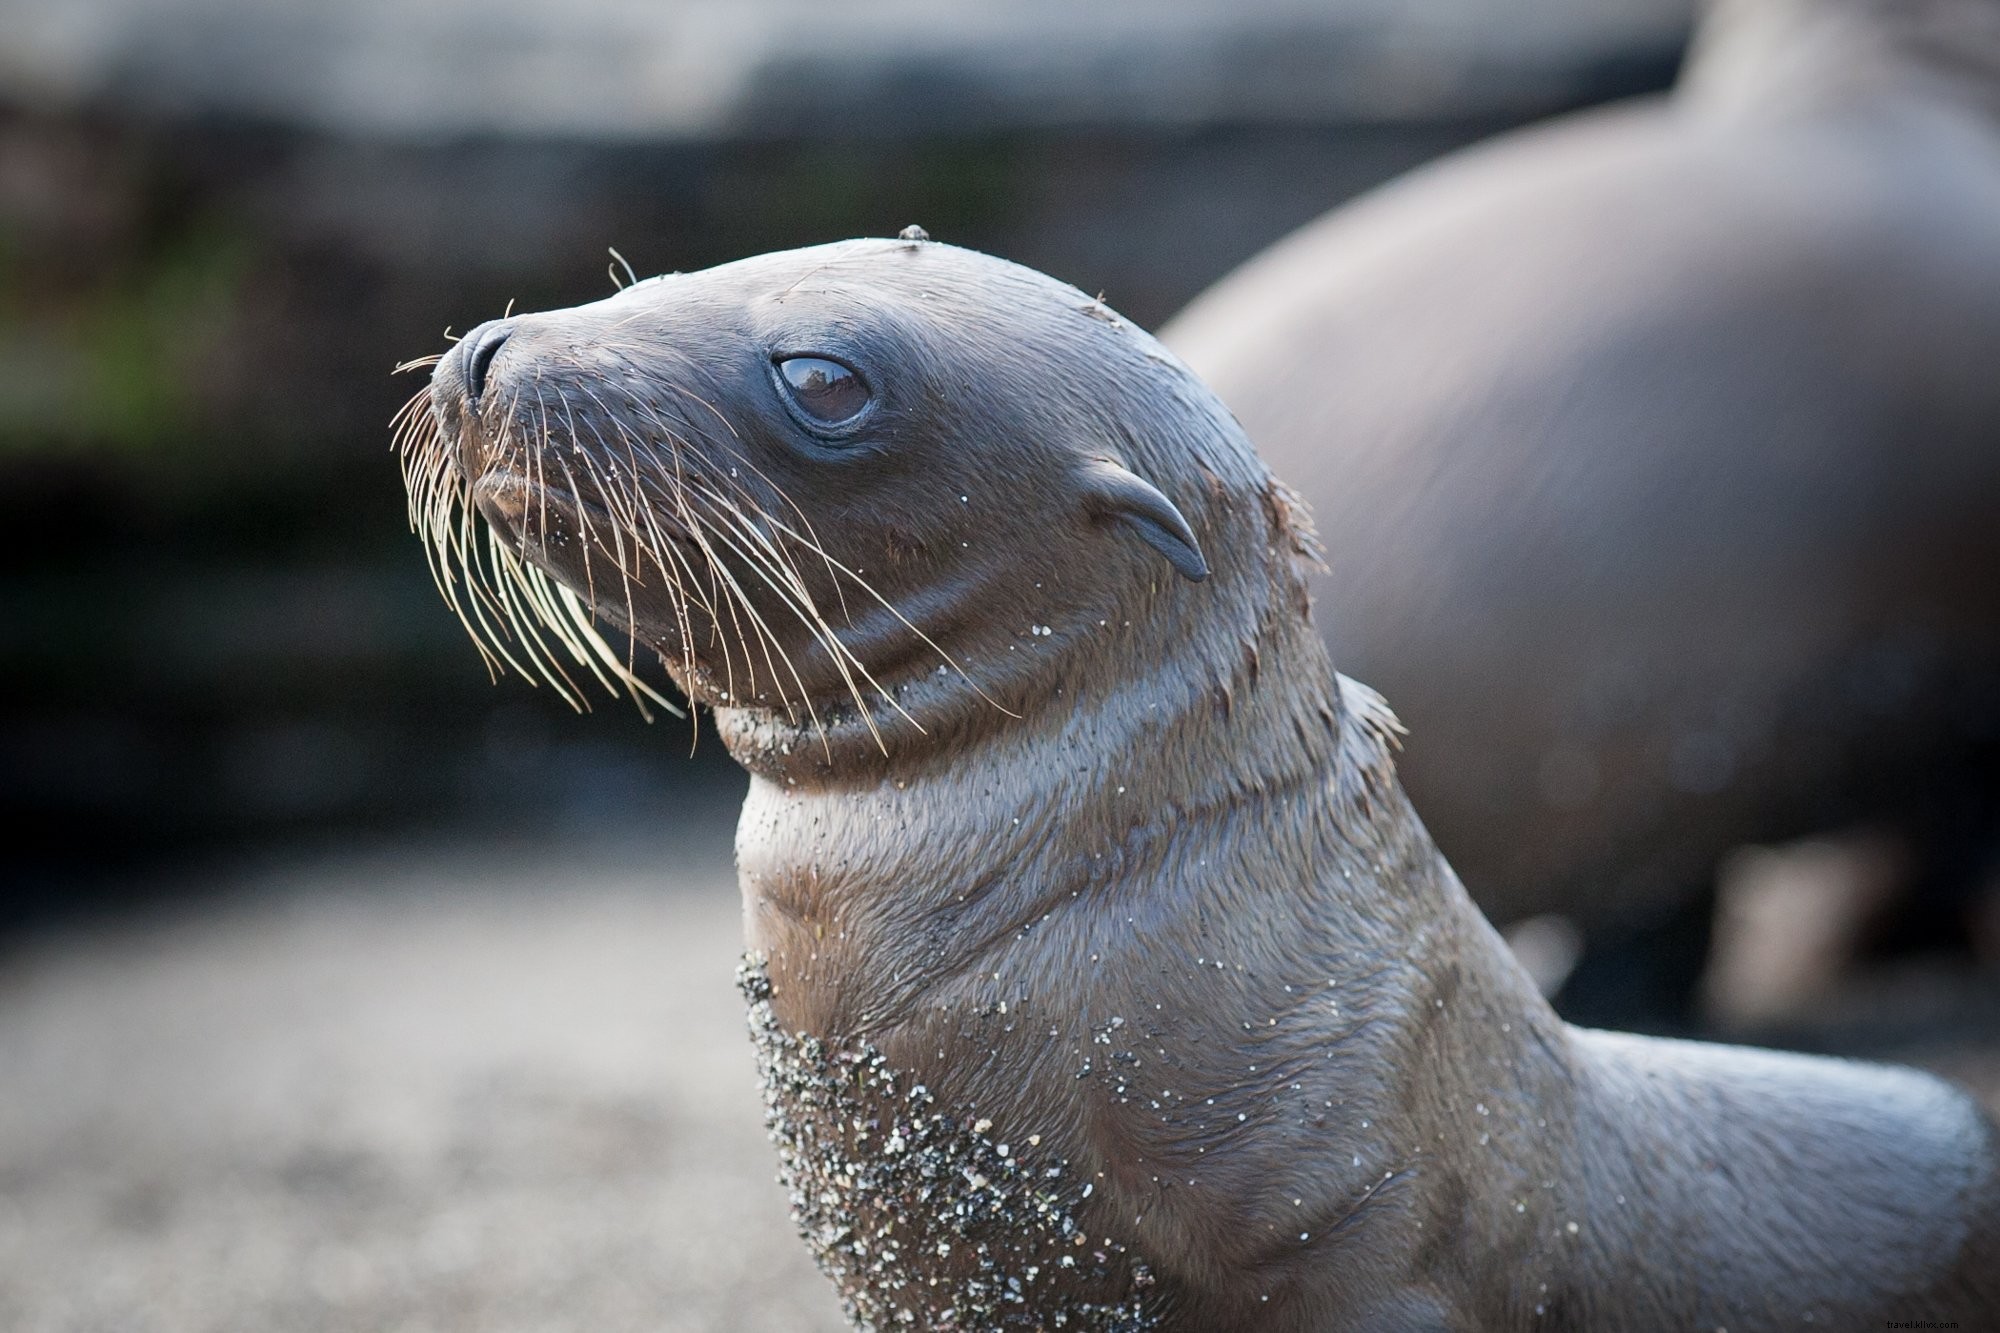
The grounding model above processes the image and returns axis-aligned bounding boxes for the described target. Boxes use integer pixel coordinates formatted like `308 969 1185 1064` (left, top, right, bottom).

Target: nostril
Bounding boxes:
464 321 512 402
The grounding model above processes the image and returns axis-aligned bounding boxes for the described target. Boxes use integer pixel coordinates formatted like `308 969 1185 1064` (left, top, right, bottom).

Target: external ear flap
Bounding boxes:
1080 457 1210 583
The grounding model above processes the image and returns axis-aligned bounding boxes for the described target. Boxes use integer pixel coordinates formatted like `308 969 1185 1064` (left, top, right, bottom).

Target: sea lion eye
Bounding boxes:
777 356 871 425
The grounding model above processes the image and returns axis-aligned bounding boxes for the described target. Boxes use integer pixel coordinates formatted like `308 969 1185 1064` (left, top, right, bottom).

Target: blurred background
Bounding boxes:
0 0 1689 917
5 1 1996 1329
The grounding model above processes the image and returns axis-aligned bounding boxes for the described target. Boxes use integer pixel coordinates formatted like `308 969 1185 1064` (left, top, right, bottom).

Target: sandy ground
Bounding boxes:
0 841 845 1333
6 838 1999 1333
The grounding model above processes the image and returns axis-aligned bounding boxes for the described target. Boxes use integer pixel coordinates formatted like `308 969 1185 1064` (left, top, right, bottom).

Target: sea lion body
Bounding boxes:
407 238 2000 1328
1161 0 2000 938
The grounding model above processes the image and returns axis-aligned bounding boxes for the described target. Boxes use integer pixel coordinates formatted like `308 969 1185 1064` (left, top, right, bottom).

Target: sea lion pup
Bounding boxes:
401 238 2000 1330
1162 0 2000 1001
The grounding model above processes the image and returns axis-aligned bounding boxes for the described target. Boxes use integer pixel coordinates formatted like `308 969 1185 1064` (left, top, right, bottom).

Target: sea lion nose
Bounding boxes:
460 319 513 403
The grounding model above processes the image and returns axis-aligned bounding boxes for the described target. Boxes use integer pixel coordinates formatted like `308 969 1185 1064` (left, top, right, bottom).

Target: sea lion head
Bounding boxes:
403 238 1304 775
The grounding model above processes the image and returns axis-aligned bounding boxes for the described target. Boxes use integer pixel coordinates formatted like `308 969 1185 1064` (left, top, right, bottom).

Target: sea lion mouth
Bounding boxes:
472 467 635 559
471 463 719 633
452 441 961 732
475 469 582 545
391 380 684 719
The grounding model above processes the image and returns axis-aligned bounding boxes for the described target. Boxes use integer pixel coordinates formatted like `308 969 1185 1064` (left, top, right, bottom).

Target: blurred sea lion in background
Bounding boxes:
1162 0 2000 1023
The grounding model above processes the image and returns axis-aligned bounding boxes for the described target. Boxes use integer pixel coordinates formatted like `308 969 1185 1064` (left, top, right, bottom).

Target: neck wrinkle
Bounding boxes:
737 553 1351 1027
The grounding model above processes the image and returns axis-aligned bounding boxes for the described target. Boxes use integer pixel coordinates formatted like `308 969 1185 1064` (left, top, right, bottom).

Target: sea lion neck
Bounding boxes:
718 459 1599 1324
727 512 1546 1049
733 593 1591 1326
731 545 1367 1020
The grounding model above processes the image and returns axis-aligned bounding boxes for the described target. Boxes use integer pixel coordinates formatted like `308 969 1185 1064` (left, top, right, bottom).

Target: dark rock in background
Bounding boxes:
0 2 1690 924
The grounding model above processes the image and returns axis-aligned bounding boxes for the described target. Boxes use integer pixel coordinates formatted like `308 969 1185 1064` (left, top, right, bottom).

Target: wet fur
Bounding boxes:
411 238 2000 1328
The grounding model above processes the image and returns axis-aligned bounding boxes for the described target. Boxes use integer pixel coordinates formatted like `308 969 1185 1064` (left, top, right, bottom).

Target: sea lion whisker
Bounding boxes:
674 501 842 732
431 457 527 685
511 552 616 697
631 485 728 694
552 580 681 718
446 496 508 651
669 499 767 707
566 425 681 695
671 479 925 742
511 552 611 684
525 383 593 611
684 482 818 604
469 519 579 703
775 256 843 300
681 455 845 623
649 522 710 695
589 411 689 597
392 390 499 670
499 402 678 715
634 391 843 608
604 371 836 604
388 381 433 433
598 411 716 714
572 413 671 589
632 446 825 630
607 245 637 292
652 479 735 690
644 486 725 625
473 394 607 703
676 482 738 659
575 386 719 598
482 528 591 709
513 551 678 718
581 410 736 670
677 482 832 630
579 384 724 514
498 388 584 649
390 386 438 459
415 503 483 665
692 498 910 745
572 449 653 655
413 477 475 636
608 389 837 603
394 356 620 701
681 503 817 703
684 516 812 728
746 510 1017 719
404 437 446 537
486 521 640 712
544 424 614 618
473 494 545 671
644 433 990 712
639 484 715 615
390 387 443 533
